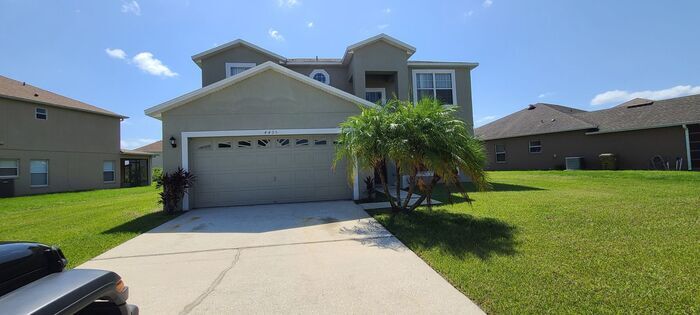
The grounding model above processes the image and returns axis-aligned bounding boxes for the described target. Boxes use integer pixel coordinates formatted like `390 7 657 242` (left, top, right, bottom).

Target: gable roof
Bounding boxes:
342 33 416 64
0 75 125 118
145 61 378 119
191 39 286 66
475 103 597 140
475 94 700 140
579 94 700 134
135 140 162 153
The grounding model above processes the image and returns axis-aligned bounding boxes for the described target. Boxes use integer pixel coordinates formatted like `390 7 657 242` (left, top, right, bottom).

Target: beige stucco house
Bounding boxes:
135 140 163 169
0 75 151 197
145 34 478 209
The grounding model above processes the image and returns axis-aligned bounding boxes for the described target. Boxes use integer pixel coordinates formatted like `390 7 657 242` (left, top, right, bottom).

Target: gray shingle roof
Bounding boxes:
474 103 597 140
0 75 125 118
475 94 700 140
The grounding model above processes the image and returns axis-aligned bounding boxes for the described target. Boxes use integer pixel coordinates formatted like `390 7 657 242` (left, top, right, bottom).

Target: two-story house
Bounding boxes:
145 34 478 209
0 75 152 197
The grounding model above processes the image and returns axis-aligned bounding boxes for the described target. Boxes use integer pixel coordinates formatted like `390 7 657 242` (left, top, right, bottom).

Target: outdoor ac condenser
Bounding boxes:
565 157 584 170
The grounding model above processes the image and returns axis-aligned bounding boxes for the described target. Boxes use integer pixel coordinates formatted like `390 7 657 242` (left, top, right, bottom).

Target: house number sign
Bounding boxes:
263 130 280 135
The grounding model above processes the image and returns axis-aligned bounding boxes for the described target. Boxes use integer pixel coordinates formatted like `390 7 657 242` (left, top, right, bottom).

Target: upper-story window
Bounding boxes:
35 107 48 120
412 70 457 105
225 63 256 78
309 69 330 85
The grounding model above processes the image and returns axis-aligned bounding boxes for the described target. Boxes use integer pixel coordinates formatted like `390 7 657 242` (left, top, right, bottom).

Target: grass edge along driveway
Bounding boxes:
369 171 700 314
0 185 174 268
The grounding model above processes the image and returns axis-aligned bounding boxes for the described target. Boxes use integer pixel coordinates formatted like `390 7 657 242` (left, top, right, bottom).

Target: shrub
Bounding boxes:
155 167 195 214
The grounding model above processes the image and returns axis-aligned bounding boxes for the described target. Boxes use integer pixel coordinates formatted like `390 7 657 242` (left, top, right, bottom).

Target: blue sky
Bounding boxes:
1 0 699 148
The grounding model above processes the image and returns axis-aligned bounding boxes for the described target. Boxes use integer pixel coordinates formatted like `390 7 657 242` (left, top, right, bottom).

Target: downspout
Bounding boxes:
683 124 692 171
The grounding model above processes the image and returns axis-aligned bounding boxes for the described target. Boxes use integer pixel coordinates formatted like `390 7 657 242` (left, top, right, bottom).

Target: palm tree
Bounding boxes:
335 97 489 212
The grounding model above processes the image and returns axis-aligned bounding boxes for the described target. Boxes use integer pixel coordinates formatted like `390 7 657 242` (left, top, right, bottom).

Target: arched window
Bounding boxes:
309 69 330 85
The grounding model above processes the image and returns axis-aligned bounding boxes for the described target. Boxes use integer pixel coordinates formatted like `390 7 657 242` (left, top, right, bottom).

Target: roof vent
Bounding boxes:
527 104 536 110
22 82 26 86
34 93 39 97
616 98 654 108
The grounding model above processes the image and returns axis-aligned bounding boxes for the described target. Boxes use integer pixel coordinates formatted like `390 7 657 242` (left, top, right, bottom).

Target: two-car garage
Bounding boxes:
188 134 350 208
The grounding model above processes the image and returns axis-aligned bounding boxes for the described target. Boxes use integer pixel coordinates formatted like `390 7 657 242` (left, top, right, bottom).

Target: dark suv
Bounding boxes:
0 242 138 315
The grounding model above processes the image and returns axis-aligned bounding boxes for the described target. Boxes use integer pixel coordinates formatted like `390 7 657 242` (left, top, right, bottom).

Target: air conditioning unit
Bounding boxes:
565 157 584 170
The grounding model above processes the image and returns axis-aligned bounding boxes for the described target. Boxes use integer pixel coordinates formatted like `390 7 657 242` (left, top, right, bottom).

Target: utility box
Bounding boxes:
565 157 584 170
0 178 14 198
599 153 617 170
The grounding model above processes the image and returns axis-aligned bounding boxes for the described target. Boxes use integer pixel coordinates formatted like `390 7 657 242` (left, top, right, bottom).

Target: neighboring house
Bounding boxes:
0 75 151 197
475 96 700 171
135 140 163 168
145 34 478 209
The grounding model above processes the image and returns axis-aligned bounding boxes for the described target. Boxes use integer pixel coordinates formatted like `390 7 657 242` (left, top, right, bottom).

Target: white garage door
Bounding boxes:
189 135 351 208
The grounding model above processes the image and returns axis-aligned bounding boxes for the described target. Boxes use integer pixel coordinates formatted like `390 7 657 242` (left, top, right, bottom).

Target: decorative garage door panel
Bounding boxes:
189 135 350 208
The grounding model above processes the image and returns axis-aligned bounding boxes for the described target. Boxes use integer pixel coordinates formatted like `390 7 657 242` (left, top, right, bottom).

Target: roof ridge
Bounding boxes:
0 75 125 118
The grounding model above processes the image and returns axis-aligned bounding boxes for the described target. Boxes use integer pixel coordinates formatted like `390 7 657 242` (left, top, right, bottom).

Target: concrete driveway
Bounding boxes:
80 201 483 314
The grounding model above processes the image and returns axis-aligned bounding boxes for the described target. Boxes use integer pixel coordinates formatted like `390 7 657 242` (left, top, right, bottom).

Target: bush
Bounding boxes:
155 168 195 214
152 167 163 181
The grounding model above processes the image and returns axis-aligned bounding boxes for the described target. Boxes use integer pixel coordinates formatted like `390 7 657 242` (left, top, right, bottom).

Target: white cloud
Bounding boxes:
483 0 493 8
121 138 157 150
383 8 391 14
277 0 299 8
377 24 389 30
121 0 141 15
307 21 314 28
538 92 554 99
132 52 178 77
268 28 285 41
590 85 700 106
105 48 127 59
475 115 497 126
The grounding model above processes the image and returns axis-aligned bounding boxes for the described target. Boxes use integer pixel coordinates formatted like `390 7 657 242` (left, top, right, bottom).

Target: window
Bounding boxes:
225 63 256 78
103 161 115 183
277 138 290 147
295 138 309 146
218 141 232 148
35 108 47 120
412 70 456 105
0 159 19 178
30 160 48 187
365 88 386 105
197 143 212 150
529 140 542 154
257 139 270 147
495 144 506 163
314 139 327 146
237 140 252 148
309 69 330 85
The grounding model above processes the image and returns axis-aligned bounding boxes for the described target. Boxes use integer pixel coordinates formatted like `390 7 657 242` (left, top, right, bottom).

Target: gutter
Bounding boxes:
683 124 693 171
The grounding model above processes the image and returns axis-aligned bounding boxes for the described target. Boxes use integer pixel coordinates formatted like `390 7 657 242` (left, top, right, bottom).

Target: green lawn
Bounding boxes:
0 185 173 268
369 171 700 314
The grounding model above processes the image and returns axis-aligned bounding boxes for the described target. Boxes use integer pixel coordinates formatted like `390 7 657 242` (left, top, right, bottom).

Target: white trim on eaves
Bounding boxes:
191 39 286 64
179 127 356 210
144 61 378 119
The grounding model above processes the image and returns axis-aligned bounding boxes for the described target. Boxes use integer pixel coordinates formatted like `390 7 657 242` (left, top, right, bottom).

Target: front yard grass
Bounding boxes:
0 185 172 268
369 171 700 314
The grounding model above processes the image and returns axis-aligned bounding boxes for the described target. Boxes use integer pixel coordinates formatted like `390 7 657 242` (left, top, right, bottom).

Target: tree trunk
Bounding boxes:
376 165 398 210
408 176 441 212
395 164 402 211
401 168 417 210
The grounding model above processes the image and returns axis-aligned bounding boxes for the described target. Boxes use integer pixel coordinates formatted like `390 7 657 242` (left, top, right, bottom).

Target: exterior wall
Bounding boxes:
348 41 410 101
0 97 121 196
482 127 689 170
408 65 475 133
200 46 279 87
161 69 364 201
285 65 352 94
152 153 163 168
